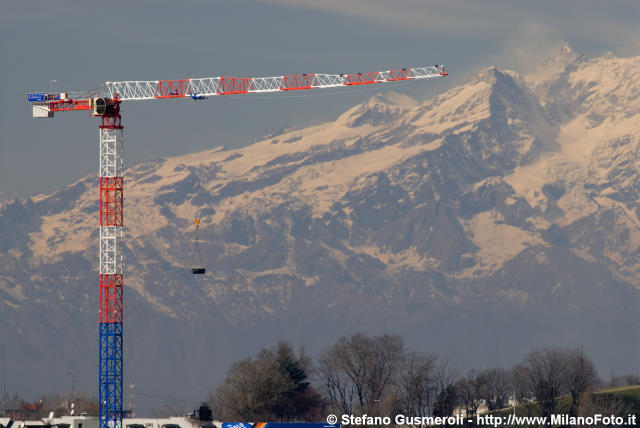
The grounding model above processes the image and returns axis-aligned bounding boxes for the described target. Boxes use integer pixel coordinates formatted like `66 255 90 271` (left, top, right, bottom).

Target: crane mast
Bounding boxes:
26 63 446 428
98 103 124 428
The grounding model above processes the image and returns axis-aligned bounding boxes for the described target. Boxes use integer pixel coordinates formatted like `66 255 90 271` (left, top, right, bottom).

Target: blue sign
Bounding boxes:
222 424 339 428
222 424 253 428
261 424 339 428
28 92 45 102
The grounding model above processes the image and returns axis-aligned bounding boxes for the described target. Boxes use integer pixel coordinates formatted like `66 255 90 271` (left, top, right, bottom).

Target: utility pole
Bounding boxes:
67 371 78 402
2 344 6 400
128 383 135 418
580 345 585 394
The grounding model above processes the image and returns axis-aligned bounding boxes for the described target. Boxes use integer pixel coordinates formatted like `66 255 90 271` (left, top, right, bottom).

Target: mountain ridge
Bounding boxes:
2 46 640 405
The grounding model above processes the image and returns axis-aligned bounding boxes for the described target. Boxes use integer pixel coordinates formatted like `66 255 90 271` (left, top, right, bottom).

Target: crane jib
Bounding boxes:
112 65 445 100
155 79 190 98
26 65 447 107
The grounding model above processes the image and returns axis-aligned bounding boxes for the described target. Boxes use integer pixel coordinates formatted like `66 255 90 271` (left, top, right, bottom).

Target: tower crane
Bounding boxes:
26 63 447 428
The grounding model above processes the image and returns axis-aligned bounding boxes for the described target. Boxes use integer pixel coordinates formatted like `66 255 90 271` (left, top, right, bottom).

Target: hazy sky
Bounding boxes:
1 0 639 196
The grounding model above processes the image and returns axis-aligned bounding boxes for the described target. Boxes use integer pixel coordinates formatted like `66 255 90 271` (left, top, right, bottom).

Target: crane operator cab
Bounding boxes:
191 218 206 274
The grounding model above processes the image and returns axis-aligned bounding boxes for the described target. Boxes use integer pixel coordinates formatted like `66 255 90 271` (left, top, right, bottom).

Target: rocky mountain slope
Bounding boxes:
2 46 640 408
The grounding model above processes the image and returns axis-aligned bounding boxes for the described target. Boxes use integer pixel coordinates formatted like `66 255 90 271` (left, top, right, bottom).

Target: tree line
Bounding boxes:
207 333 636 422
0 392 97 419
1 333 637 421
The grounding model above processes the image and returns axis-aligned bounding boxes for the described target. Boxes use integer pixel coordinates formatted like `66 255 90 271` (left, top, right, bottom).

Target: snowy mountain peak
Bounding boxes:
566 53 640 118
407 65 554 152
524 44 585 102
541 43 584 70
337 91 418 127
368 91 419 108
3 50 640 401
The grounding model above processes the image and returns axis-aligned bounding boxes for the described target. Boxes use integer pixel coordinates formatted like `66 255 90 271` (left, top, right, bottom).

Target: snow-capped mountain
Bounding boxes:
2 46 640 406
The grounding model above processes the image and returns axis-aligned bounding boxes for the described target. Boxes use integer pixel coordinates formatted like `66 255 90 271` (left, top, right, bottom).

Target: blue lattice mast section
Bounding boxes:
98 101 124 428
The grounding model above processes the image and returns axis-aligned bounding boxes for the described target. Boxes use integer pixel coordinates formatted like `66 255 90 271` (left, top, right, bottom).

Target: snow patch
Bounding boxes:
457 210 546 278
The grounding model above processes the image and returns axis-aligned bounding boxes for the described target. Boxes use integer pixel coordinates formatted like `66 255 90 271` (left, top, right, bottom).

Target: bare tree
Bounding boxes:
210 341 320 421
316 333 404 415
477 368 511 411
317 348 357 415
510 364 533 409
456 370 483 416
364 334 404 413
562 348 598 417
432 359 458 417
394 352 439 417
514 348 568 420
210 357 293 420
433 385 457 417
513 347 599 420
